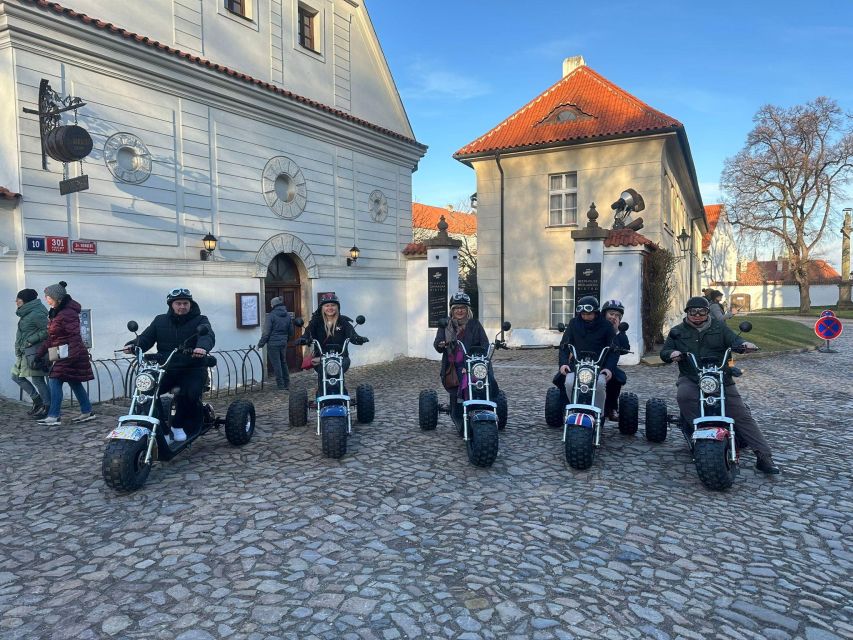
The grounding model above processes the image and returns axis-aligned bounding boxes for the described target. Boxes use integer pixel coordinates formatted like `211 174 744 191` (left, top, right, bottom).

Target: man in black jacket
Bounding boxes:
257 296 293 390
660 296 779 474
558 296 618 417
125 288 215 442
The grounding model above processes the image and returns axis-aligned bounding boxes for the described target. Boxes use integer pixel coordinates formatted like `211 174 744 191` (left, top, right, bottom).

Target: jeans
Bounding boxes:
47 378 92 418
12 374 50 404
564 372 607 415
267 343 290 388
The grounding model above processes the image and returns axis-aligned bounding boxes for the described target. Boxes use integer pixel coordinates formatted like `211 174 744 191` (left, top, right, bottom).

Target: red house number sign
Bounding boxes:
45 236 69 254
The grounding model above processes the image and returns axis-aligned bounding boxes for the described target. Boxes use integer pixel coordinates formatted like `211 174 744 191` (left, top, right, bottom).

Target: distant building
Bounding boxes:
454 55 705 339
701 204 738 289
715 258 842 310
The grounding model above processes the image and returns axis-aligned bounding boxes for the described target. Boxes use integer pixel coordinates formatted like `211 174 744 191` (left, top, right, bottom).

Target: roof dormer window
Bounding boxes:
536 104 594 126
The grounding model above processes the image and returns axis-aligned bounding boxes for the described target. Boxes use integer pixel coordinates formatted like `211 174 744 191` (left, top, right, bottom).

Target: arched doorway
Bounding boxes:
265 253 303 372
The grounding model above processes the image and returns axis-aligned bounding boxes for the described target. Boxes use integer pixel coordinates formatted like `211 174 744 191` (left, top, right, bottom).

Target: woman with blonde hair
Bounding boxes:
302 293 366 392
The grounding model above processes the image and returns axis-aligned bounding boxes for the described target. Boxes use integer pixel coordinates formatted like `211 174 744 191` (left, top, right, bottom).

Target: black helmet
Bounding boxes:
575 296 599 314
318 292 340 308
601 299 624 315
166 287 193 304
449 291 471 310
684 296 710 312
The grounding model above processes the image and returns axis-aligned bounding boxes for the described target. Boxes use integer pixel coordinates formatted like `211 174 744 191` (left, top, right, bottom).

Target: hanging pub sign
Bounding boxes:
427 267 448 328
575 262 602 302
22 79 92 193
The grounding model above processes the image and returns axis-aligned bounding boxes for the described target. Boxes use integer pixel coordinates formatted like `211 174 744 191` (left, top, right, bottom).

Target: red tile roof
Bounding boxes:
20 0 425 149
702 204 723 253
401 242 427 256
412 203 477 236
0 186 21 200
604 228 657 249
736 259 841 285
454 65 681 158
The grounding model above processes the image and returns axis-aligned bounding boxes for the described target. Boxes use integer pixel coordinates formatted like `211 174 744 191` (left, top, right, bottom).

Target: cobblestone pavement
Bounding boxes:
1 321 851 640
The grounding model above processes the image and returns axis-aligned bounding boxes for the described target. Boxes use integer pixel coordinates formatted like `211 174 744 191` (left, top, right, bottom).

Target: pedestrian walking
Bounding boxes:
257 296 293 390
37 281 95 425
11 288 51 418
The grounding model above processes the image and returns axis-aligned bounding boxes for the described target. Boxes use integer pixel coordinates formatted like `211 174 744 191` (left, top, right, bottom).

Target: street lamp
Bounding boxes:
676 227 691 254
347 245 360 266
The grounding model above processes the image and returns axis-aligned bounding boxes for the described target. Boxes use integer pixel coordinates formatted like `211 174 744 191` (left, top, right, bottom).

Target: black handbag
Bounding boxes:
24 343 48 371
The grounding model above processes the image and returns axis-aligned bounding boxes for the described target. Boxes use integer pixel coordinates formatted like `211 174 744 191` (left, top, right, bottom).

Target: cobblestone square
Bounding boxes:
1 323 851 639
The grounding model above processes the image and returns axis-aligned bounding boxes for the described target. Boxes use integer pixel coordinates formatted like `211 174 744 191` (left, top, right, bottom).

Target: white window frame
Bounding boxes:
550 285 575 329
218 0 259 30
548 172 578 226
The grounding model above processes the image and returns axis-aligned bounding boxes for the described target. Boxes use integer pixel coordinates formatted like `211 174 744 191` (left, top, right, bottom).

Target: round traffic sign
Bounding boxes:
820 309 836 318
814 315 843 340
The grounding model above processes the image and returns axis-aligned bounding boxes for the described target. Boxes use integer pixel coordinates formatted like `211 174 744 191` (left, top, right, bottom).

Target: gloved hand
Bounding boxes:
351 335 369 345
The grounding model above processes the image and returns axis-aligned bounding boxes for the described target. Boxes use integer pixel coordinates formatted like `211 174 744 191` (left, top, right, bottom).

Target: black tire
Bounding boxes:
418 389 439 431
496 391 508 431
618 392 639 435
289 388 308 427
645 398 669 443
545 387 563 428
466 419 499 467
565 425 595 470
356 384 375 424
694 439 737 491
102 437 151 492
224 399 255 446
320 415 348 459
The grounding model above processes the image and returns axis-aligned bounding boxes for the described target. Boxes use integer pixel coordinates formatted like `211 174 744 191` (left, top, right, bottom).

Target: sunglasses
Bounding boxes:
169 288 192 297
576 304 596 313
687 308 709 317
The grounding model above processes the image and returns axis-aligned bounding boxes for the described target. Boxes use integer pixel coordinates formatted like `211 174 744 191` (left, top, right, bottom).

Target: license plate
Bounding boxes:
692 428 724 441
107 425 150 441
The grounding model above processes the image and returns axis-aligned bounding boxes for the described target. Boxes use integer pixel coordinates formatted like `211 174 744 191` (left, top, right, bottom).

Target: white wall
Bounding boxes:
602 247 643 365
719 284 841 310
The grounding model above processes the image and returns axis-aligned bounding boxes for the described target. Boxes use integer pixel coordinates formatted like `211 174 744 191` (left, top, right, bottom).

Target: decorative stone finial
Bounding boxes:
586 202 599 228
425 214 462 248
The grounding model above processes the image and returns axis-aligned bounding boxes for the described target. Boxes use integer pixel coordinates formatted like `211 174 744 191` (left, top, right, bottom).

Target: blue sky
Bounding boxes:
367 0 853 264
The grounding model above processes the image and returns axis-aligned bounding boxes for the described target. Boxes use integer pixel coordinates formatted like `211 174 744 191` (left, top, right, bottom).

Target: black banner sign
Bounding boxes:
59 174 89 195
575 262 601 303
427 267 448 328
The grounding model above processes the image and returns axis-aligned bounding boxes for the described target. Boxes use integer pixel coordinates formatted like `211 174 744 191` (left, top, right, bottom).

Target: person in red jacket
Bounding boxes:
37 281 95 425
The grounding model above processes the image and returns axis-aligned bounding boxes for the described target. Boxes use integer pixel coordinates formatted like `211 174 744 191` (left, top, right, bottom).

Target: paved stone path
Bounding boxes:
1 321 851 639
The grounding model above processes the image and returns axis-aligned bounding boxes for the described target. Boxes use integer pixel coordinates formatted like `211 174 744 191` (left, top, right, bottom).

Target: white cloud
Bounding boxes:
400 61 490 101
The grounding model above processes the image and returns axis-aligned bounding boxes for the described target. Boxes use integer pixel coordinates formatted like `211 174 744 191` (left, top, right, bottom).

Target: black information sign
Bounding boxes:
575 262 601 303
59 174 89 195
427 267 448 328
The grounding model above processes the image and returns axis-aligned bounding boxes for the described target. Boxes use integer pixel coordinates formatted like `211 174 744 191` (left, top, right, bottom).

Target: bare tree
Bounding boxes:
721 97 853 312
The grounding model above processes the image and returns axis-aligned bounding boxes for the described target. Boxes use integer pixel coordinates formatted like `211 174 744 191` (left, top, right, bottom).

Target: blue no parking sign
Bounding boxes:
814 315 843 340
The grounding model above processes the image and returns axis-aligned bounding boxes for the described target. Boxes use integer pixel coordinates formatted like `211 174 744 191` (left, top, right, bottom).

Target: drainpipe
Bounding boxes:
495 154 505 339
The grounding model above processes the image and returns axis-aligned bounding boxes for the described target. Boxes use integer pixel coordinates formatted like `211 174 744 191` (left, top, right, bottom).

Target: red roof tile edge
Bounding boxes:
22 0 425 150
0 186 22 200
603 228 657 249
402 242 427 256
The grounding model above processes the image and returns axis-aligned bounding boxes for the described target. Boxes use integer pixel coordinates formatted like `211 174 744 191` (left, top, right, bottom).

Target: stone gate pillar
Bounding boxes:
838 210 851 310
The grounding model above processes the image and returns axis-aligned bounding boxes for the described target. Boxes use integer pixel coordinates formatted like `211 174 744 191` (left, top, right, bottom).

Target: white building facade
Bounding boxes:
0 0 426 398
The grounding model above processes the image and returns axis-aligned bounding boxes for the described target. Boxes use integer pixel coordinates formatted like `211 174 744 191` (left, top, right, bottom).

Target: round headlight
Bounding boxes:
135 373 156 393
577 368 595 385
471 363 488 380
324 360 341 377
699 376 720 394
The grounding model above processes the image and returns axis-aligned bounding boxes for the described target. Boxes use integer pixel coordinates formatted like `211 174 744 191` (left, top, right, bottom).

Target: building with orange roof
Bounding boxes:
454 55 706 339
700 204 738 290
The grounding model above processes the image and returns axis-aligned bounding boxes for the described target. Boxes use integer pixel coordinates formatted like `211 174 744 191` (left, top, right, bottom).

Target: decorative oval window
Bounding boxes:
368 189 388 222
262 156 307 219
104 132 153 184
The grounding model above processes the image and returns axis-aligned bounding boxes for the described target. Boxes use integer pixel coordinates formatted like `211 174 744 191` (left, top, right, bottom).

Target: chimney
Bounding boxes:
562 55 586 77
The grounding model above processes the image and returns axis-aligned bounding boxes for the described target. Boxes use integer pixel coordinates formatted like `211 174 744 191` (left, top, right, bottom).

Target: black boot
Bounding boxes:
32 405 49 419
27 397 44 416
755 453 781 475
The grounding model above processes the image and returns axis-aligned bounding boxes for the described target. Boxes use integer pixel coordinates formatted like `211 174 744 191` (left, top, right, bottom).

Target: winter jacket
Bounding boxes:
558 314 619 372
38 295 94 382
304 310 364 358
709 301 734 323
258 304 293 348
12 298 49 377
130 301 215 369
660 316 745 384
433 319 489 383
611 330 630 385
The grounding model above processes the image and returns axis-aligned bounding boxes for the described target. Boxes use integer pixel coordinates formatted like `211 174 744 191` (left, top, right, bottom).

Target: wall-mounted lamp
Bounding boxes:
469 192 478 210
200 232 217 261
347 245 360 266
676 227 691 255
700 254 710 274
